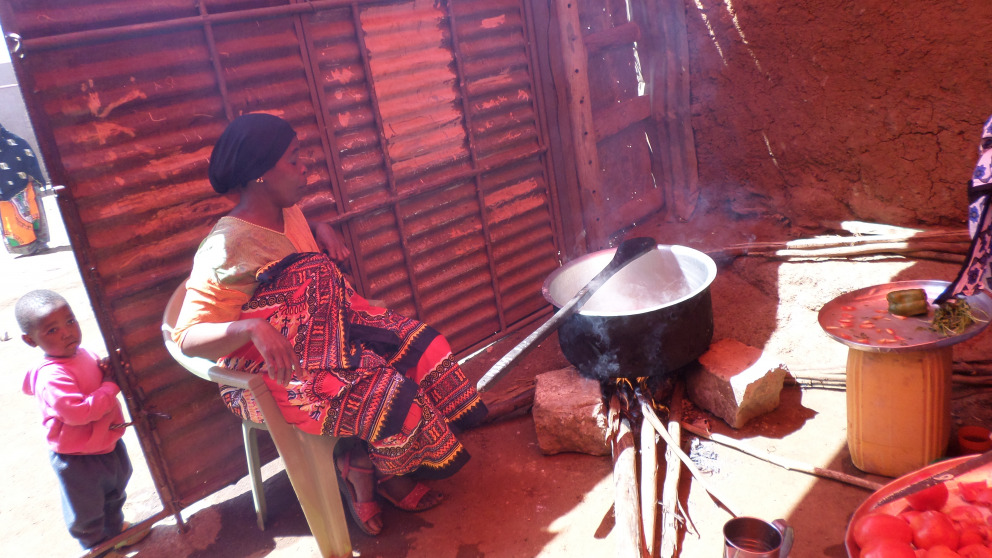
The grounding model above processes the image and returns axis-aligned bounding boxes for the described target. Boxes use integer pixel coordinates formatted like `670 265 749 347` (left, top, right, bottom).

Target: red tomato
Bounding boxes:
948 506 987 528
908 484 951 511
959 529 986 547
925 546 964 558
959 482 989 504
901 510 924 524
978 492 992 508
860 538 918 558
957 545 992 558
854 512 915 548
909 511 961 551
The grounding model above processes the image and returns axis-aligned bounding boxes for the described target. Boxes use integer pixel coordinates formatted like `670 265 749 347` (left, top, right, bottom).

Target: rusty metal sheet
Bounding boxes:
3 0 198 37
0 0 563 521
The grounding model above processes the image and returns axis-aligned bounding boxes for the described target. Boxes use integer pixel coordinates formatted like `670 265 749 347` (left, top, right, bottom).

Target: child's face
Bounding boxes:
22 303 82 358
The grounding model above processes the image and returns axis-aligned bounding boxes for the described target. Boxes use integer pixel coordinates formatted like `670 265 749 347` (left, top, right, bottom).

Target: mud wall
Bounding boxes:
684 0 991 231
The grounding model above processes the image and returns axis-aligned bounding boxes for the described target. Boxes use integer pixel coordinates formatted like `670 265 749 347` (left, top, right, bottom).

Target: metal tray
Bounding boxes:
844 454 992 557
818 280 992 352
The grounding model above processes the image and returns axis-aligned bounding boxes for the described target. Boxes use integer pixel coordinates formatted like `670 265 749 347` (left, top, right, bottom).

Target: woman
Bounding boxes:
936 113 992 304
0 124 50 255
172 113 487 535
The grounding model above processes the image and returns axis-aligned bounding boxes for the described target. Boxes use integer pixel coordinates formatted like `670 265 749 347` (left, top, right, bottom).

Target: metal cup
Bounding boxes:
723 517 794 558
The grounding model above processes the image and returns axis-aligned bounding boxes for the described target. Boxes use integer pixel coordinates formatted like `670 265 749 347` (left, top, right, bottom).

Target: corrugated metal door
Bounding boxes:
552 0 698 249
0 0 561 513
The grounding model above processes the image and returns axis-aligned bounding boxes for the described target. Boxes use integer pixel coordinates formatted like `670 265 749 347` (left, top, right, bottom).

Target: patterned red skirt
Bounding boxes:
218 253 487 479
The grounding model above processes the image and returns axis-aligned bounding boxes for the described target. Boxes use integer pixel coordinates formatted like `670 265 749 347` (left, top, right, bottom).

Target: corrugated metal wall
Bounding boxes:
1 0 561 513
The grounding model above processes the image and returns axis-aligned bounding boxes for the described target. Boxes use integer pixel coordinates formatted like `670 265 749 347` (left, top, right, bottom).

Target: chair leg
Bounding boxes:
242 421 267 530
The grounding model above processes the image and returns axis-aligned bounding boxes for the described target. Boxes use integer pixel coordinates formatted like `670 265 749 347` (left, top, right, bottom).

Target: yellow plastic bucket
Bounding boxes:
846 346 952 477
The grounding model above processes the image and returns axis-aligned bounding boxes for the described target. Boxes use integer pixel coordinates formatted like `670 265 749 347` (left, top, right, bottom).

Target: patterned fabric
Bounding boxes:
218 252 487 479
1 177 49 255
935 114 992 304
0 124 45 201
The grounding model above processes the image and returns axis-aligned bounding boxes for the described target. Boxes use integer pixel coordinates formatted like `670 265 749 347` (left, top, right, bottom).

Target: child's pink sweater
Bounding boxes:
22 347 126 455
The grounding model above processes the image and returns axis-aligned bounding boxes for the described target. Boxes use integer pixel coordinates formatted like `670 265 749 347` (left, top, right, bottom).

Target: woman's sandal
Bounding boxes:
335 452 383 536
376 475 444 512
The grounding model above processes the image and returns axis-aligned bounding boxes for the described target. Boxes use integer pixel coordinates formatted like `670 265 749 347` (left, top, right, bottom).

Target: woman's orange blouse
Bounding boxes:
171 205 320 346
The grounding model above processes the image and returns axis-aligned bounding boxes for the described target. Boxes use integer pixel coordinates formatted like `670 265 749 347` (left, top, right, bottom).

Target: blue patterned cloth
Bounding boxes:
936 114 992 304
0 124 45 201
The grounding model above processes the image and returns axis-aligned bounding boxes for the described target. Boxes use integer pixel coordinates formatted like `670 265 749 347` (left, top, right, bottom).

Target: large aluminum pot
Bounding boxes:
542 244 717 380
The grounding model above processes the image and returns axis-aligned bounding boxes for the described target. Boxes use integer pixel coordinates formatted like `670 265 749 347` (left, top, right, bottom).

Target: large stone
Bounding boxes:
685 338 788 429
532 366 610 456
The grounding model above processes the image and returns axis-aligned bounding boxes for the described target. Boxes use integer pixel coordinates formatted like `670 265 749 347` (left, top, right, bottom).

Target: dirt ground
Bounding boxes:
4 194 992 558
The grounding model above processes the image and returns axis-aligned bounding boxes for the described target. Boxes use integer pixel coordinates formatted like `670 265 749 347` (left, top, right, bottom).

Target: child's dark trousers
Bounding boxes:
50 440 133 549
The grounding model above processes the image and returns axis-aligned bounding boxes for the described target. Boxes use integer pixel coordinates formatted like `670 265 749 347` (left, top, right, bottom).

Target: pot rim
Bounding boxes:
541 244 718 317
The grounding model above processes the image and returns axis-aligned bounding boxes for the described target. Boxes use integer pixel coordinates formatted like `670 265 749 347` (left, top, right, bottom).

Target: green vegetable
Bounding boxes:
886 288 927 305
889 299 929 317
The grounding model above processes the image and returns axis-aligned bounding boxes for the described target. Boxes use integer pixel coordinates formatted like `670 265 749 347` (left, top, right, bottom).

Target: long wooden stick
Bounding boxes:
679 422 884 492
659 384 684 558
715 242 968 260
725 229 967 251
609 395 647 558
636 392 739 517
787 372 992 389
827 221 928 236
954 376 992 385
640 410 659 558
953 388 992 400
709 229 969 262
792 362 992 376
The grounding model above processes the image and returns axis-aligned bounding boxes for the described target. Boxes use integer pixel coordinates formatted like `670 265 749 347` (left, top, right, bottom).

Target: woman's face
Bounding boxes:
259 137 307 208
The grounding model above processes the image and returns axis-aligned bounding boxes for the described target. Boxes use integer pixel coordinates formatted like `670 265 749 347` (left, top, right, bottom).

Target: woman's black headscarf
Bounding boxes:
208 113 297 194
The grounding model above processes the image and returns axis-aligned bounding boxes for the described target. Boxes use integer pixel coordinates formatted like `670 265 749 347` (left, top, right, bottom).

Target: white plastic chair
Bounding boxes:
162 281 352 558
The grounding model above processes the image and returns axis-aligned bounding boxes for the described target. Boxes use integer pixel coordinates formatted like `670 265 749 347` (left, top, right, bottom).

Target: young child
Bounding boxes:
16 289 144 552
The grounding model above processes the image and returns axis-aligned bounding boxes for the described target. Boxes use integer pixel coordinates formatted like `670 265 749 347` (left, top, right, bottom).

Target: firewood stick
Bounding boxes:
826 221 928 236
952 375 992 385
788 373 992 388
736 229 967 250
711 236 969 261
636 392 739 517
762 242 969 259
786 378 846 391
711 247 967 263
608 395 647 558
787 366 847 373
640 412 659 558
794 361 992 376
714 234 967 255
955 363 992 374
954 388 992 400
956 359 992 366
679 422 884 492
789 373 847 382
785 372 847 390
479 379 535 425
659 384 684 558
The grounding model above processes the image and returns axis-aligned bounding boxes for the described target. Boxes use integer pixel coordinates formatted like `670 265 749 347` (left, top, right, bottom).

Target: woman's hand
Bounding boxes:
178 319 299 387
246 319 299 387
314 222 351 262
